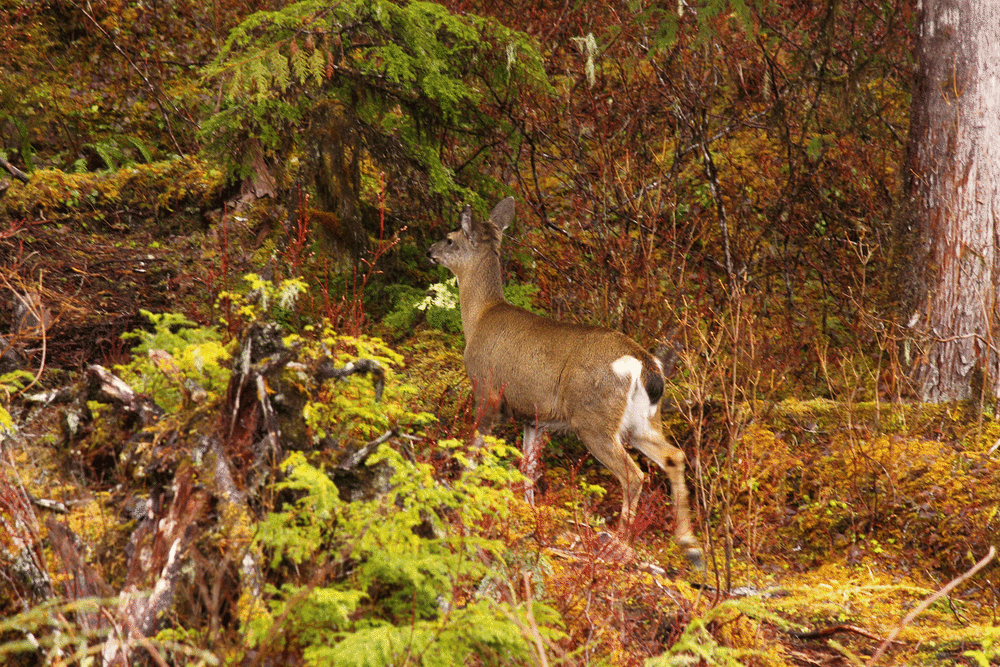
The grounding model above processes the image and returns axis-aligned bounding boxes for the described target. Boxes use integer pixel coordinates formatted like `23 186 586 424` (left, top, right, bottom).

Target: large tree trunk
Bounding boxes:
897 0 1000 402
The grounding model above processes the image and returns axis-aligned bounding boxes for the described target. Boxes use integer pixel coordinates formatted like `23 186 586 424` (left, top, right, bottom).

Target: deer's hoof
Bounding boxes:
684 547 704 570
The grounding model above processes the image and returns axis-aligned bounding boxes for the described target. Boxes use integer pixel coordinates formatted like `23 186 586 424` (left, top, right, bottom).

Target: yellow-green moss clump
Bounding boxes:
0 156 224 227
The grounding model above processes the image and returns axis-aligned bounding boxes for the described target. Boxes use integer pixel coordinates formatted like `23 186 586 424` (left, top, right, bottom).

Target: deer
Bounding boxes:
427 197 701 564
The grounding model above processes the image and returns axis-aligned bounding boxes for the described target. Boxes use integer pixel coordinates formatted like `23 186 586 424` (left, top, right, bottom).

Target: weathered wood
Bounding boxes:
0 156 29 183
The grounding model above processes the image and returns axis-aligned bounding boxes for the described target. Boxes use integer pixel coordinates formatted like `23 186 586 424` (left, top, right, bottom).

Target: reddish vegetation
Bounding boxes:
2 2 998 666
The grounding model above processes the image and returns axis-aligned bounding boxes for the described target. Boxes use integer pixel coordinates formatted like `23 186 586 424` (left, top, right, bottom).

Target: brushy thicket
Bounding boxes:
1 0 998 666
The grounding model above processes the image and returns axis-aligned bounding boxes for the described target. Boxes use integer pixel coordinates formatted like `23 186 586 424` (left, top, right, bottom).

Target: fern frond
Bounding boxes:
249 58 271 101
83 139 123 171
122 135 153 163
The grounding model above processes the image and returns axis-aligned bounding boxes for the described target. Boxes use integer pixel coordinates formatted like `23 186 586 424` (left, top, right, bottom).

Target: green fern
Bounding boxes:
307 602 533 667
86 138 124 170
121 134 153 163
248 441 550 666
0 597 217 665
116 310 231 412
83 135 154 170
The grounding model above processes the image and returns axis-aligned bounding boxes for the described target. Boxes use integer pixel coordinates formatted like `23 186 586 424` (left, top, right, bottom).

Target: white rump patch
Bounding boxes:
611 355 643 381
611 356 657 435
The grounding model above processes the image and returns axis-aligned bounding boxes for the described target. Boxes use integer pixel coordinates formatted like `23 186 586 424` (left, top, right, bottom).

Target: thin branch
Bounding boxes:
0 272 48 396
867 546 996 666
700 128 736 291
67 1 185 155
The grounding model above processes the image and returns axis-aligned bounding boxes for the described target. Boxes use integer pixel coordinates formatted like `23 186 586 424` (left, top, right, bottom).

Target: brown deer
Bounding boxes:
428 197 700 563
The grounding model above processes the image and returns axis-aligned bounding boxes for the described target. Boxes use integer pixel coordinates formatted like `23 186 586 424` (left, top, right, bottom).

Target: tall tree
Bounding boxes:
898 0 1000 402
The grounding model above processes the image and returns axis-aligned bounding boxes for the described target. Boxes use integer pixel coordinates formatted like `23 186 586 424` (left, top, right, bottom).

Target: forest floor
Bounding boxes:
1 165 998 666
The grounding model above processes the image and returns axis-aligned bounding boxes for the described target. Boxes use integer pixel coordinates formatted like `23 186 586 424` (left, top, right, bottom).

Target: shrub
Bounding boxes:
245 441 562 666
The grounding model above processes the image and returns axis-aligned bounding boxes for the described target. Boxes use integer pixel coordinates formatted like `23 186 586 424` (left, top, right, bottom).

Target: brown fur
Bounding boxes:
428 198 700 562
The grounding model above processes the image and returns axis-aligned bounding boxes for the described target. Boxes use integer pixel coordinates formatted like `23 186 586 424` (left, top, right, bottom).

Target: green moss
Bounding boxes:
0 156 224 227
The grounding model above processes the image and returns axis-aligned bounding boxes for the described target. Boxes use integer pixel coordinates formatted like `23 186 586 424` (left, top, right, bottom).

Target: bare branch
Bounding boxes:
867 546 997 666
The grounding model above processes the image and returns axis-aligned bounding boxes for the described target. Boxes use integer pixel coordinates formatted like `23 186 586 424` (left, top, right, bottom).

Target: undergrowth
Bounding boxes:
245 442 553 666
116 310 231 413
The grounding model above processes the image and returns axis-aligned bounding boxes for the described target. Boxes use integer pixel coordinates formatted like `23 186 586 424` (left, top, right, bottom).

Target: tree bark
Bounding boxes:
898 0 1000 402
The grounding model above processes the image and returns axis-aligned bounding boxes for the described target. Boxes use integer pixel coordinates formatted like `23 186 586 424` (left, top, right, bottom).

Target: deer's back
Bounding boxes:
464 302 661 428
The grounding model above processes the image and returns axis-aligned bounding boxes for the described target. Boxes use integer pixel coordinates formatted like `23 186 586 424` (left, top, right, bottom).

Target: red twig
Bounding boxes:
286 184 311 275
342 172 403 335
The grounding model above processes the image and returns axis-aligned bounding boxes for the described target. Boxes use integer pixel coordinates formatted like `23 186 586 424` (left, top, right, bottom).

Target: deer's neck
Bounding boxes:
456 251 506 340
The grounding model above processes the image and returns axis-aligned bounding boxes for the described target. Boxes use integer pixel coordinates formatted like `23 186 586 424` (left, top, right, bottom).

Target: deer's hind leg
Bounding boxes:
577 428 646 526
522 424 544 504
631 425 702 566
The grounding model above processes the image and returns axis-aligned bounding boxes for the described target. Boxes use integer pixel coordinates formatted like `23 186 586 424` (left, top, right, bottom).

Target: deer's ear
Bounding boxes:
490 197 515 233
459 205 473 238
